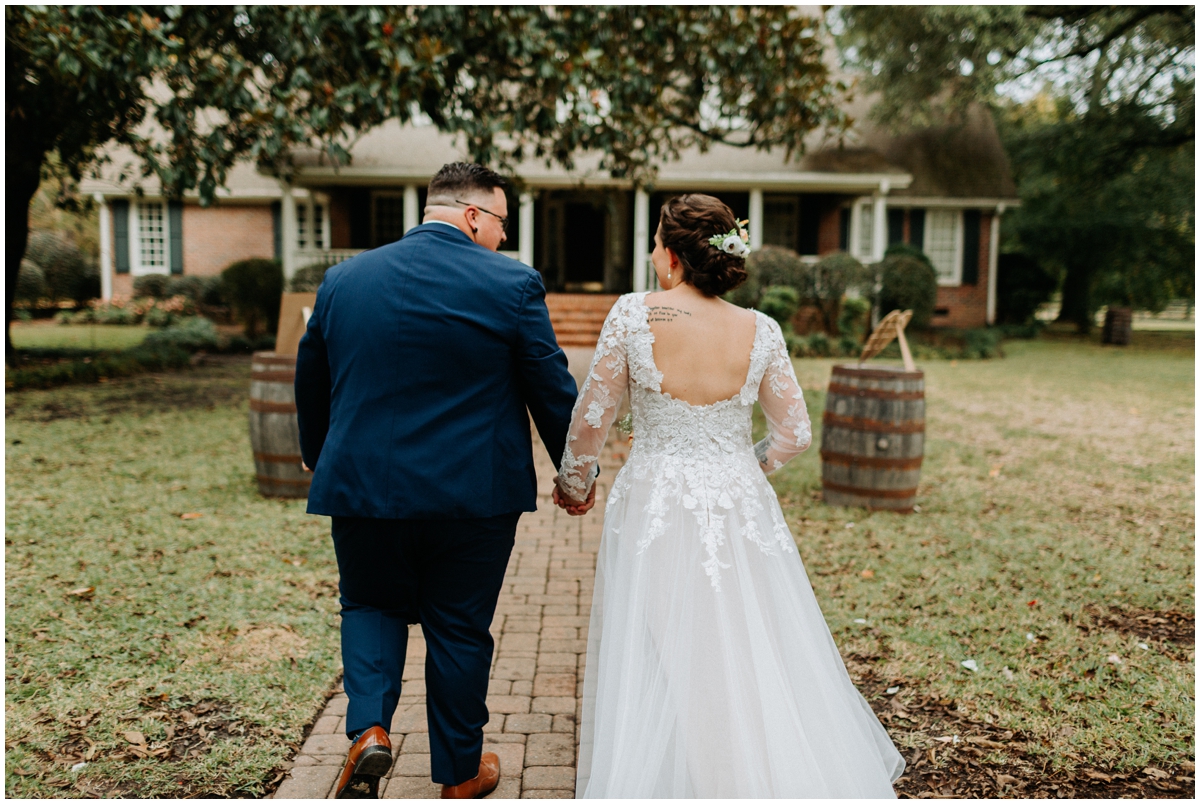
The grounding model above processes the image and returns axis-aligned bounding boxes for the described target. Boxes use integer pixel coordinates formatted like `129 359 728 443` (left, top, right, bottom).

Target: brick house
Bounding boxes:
80 103 1018 334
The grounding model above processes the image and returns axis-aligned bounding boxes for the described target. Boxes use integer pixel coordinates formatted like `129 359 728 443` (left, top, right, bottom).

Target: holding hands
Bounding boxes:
553 482 596 516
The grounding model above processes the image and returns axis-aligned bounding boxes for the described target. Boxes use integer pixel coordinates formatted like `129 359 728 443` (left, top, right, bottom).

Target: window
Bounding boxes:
857 202 874 259
297 204 309 249
312 204 325 248
924 209 962 284
372 194 406 247
763 196 798 250
139 202 166 269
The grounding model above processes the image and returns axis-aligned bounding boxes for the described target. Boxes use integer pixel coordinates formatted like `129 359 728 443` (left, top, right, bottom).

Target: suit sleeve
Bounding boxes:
294 287 332 470
514 271 580 471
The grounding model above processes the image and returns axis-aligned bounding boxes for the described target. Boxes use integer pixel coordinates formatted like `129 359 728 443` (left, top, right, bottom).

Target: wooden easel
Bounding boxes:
859 309 916 372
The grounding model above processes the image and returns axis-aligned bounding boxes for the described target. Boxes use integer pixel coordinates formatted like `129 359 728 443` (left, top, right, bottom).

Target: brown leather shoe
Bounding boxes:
440 752 500 799
334 726 393 799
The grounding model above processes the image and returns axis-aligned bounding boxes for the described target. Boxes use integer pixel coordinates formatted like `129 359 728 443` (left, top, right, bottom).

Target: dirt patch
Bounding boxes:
183 624 310 671
1081 605 1195 647
857 675 1196 798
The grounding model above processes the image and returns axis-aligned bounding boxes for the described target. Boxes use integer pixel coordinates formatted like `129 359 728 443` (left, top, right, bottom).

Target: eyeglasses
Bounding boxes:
453 198 508 233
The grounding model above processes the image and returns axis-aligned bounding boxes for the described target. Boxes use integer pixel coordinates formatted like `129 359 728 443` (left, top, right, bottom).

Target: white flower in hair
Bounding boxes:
708 219 752 257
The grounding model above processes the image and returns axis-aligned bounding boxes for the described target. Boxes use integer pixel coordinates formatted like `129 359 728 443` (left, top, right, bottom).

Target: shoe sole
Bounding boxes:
337 746 393 799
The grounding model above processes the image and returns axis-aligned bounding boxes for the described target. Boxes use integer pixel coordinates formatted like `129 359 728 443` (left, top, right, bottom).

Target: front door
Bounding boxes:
562 203 607 291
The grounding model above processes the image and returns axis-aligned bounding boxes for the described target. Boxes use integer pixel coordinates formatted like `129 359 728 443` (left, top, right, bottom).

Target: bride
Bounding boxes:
553 194 905 798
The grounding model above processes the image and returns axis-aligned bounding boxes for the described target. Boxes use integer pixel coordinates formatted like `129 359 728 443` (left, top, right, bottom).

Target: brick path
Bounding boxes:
272 425 625 799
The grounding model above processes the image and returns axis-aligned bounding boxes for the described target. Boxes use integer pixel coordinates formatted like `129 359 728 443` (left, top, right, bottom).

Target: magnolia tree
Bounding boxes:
6 6 845 363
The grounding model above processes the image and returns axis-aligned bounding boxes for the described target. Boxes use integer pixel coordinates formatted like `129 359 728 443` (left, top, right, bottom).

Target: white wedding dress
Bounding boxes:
558 292 905 798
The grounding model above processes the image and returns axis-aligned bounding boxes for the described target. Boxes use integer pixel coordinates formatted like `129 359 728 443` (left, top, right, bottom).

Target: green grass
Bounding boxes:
759 332 1194 776
10 323 151 351
5 360 340 797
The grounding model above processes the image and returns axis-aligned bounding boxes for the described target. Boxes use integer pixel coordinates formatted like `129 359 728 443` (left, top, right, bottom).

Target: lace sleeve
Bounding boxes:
753 318 812 474
557 298 631 502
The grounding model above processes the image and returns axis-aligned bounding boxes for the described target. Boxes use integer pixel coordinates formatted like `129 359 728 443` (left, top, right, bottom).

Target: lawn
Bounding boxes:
762 329 1195 797
4 331 1194 798
9 322 151 352
5 358 341 798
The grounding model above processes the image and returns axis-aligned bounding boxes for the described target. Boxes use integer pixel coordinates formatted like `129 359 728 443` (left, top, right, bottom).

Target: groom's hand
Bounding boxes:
553 485 596 516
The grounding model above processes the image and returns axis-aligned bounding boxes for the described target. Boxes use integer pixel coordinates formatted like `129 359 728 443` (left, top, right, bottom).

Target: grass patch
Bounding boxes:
5 359 341 797
759 337 1194 795
9 323 151 351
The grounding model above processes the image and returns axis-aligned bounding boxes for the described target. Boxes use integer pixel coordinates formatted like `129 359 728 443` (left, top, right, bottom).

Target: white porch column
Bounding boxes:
872 193 887 262
518 192 534 267
280 182 298 280
748 189 764 250
986 204 1005 325
633 189 650 292
403 184 419 233
95 193 113 301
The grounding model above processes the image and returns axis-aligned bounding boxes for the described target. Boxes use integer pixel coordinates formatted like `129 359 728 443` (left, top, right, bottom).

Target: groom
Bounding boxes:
295 162 593 798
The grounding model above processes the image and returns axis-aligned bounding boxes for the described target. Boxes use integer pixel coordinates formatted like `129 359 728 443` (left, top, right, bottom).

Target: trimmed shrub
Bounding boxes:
221 258 284 338
807 252 872 333
143 316 221 352
837 296 871 343
997 252 1057 325
879 247 938 329
133 274 171 299
16 260 47 302
24 230 98 302
288 263 330 293
757 285 800 327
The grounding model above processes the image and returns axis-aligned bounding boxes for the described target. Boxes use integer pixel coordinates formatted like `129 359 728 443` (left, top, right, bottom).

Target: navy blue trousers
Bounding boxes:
331 514 518 786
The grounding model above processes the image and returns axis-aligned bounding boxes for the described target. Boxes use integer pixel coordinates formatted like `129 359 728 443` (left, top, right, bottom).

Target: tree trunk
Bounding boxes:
6 136 46 366
1056 262 1095 334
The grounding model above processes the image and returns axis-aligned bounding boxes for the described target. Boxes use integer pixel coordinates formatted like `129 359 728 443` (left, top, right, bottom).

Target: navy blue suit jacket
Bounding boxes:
294 223 578 519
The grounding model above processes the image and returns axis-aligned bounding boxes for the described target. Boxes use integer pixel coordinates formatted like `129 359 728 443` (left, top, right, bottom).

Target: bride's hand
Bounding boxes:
553 484 596 516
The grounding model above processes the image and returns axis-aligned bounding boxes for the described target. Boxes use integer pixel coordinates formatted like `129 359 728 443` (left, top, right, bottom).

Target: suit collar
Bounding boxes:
405 221 474 244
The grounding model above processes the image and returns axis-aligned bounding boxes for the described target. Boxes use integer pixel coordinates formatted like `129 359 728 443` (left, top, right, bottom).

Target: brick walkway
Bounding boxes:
272 426 625 799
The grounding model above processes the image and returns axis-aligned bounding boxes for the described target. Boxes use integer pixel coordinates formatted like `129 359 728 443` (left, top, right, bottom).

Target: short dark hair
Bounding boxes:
427 162 507 200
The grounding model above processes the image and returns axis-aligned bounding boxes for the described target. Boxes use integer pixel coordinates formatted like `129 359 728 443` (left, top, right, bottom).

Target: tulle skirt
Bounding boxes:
576 454 905 798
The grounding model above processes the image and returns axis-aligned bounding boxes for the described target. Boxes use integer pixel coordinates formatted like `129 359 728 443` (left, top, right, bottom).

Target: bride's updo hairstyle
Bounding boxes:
658 194 749 297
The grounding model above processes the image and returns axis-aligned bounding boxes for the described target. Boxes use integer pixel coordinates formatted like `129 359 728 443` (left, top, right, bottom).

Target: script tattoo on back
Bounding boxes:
646 306 692 323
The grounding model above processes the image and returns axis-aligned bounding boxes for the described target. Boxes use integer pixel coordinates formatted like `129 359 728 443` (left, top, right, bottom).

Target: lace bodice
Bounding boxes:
559 292 811 496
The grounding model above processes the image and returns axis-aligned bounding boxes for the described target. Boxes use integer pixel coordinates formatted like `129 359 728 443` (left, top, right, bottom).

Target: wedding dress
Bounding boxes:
558 292 905 798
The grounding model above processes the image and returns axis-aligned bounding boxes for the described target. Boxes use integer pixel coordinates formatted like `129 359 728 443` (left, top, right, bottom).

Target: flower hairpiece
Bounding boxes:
708 219 751 257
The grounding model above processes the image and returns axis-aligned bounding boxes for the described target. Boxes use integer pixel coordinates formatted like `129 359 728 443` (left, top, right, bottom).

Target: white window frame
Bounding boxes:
129 198 171 276
924 208 965 286
296 195 330 250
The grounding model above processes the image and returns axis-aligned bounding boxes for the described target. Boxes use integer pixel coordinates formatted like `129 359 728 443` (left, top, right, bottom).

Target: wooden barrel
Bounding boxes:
1102 306 1133 345
249 352 310 499
820 364 925 513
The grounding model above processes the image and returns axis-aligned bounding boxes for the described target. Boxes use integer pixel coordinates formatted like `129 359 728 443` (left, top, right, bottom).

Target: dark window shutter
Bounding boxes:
271 201 282 259
909 208 925 249
168 201 184 274
838 207 851 251
887 208 905 246
961 210 981 285
113 200 130 274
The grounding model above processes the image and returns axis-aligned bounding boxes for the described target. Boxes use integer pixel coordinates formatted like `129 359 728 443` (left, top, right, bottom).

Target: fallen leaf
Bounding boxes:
995 774 1019 787
1106 653 1123 665
70 762 87 773
961 659 978 672
860 569 875 579
1084 770 1112 781
966 737 1006 749
1001 666 1015 680
844 522 856 529
853 618 868 624
1143 767 1169 779
1027 599 1038 607
122 731 146 745
67 586 95 598
13 768 34 777
886 686 901 694
180 512 203 520
1137 643 1149 650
